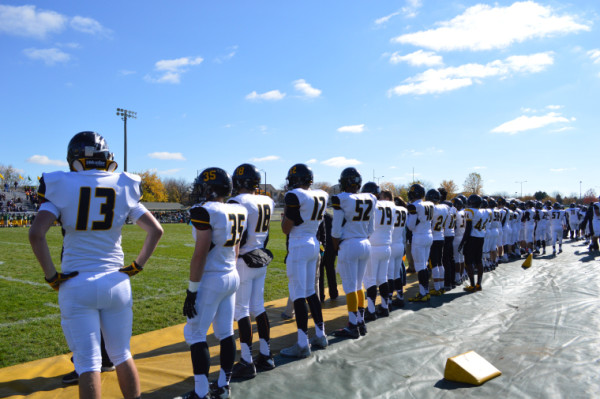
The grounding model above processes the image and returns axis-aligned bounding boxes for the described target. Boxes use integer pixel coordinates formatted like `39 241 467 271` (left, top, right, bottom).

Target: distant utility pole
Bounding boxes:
515 180 527 197
116 108 137 172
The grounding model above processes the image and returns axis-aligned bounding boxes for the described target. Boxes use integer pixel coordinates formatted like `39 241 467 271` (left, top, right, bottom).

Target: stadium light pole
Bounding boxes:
116 108 137 172
376 175 384 185
259 169 267 195
515 180 527 197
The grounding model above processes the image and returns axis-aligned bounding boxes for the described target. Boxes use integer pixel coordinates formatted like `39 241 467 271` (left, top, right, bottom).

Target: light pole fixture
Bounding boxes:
515 180 527 198
116 108 137 172
376 175 384 185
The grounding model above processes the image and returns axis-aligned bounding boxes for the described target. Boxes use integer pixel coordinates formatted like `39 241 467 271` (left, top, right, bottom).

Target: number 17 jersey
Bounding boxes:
331 192 376 240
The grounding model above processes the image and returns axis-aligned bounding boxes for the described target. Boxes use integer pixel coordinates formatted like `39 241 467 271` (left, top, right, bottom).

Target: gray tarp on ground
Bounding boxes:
235 241 600 399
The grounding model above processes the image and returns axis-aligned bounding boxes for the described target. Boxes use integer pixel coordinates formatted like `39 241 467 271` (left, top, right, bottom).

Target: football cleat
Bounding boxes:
209 381 231 399
392 297 405 308
280 343 310 358
173 390 207 399
332 323 360 339
364 309 377 322
408 293 430 302
358 322 367 336
255 353 275 371
376 306 389 318
310 334 328 349
475 284 482 291
463 285 477 293
61 370 79 385
231 358 257 380
429 289 443 296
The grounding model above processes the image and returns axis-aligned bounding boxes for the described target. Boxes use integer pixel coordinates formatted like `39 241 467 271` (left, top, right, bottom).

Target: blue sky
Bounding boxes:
1 1 598 197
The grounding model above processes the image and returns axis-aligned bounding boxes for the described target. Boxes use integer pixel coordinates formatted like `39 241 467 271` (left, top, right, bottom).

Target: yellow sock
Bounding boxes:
346 292 358 312
357 289 365 309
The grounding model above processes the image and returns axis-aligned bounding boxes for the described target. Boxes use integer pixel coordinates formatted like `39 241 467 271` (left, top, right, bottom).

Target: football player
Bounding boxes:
29 131 163 399
228 164 276 379
406 184 434 302
487 198 500 270
178 168 248 399
280 164 328 357
522 200 537 254
498 198 512 263
426 189 447 295
566 203 580 240
331 167 375 338
390 197 408 307
458 194 486 292
452 197 467 284
438 188 456 291
480 198 493 271
361 183 394 319
550 202 567 254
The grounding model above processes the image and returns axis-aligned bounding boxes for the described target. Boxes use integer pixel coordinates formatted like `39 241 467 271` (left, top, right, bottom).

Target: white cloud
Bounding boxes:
491 112 570 134
146 56 203 84
215 45 238 63
391 2 589 52
402 0 423 19
546 105 562 110
388 52 553 96
23 48 70 65
388 50 443 67
375 11 401 25
148 152 186 161
0 5 66 39
27 155 68 166
293 79 322 98
321 157 362 168
306 159 318 164
70 16 111 37
245 90 286 101
551 126 575 133
337 124 365 133
587 49 600 64
250 155 280 162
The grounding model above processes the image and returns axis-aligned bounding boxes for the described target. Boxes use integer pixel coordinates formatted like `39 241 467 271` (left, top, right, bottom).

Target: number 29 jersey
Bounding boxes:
331 192 376 240
284 188 329 240
37 170 148 274
190 201 248 274
228 193 274 255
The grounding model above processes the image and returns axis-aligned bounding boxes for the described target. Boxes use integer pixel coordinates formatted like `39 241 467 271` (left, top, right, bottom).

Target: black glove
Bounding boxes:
45 271 79 291
119 261 143 276
183 290 198 318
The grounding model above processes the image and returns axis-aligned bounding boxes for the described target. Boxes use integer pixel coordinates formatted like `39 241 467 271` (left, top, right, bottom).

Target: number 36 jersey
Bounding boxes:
331 192 376 240
190 201 247 274
37 170 148 274
284 188 329 240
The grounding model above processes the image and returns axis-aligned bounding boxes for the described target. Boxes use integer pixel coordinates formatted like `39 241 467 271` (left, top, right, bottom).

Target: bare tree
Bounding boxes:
163 177 192 204
463 172 483 195
439 180 459 198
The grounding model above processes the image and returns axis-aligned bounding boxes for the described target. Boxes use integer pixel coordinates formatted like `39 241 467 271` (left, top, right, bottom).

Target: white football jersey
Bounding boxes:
523 208 536 227
464 208 487 238
38 170 148 274
369 199 395 246
490 209 502 230
284 188 329 240
229 193 274 255
498 208 507 228
455 209 466 237
407 199 434 237
431 203 448 241
392 205 407 244
567 208 580 223
190 201 247 274
331 192 376 240
443 205 456 237
593 203 600 221
550 209 566 229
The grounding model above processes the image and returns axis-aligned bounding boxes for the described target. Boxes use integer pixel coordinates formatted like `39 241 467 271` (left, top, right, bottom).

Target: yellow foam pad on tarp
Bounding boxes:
444 350 501 386
522 253 533 269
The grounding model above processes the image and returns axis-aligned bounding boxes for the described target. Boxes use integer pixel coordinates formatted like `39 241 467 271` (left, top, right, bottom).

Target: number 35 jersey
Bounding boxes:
190 201 248 274
229 193 274 255
284 188 329 240
331 192 376 240
37 170 148 274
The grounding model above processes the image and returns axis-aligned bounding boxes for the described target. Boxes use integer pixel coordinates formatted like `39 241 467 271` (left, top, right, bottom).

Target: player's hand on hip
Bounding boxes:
45 271 79 291
119 261 143 276
183 290 198 318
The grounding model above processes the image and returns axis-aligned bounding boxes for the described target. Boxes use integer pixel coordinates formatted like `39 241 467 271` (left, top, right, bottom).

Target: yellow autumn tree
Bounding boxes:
136 170 168 202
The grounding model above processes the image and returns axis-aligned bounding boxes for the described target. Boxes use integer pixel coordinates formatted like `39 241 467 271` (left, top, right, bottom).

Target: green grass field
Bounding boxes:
0 224 290 368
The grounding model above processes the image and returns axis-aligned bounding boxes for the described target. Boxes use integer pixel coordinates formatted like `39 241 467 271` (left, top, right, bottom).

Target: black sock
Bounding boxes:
293 298 309 333
418 270 429 293
220 335 236 377
237 316 252 347
255 312 270 342
306 293 324 330
190 341 210 376
378 283 389 306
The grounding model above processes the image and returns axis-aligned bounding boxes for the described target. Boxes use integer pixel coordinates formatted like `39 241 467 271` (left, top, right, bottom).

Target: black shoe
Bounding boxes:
364 309 377 322
174 391 205 399
231 358 256 380
209 381 231 399
255 353 275 371
358 321 367 336
376 306 389 318
392 297 405 308
333 323 360 339
61 370 78 385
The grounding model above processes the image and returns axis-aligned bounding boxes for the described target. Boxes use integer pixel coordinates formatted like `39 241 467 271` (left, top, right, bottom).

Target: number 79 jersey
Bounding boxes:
284 188 329 240
190 201 248 274
37 170 148 274
331 192 376 240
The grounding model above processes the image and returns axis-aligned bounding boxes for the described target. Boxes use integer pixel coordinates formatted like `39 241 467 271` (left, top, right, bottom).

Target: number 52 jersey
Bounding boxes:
37 170 149 274
331 192 376 240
